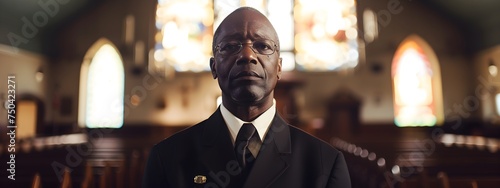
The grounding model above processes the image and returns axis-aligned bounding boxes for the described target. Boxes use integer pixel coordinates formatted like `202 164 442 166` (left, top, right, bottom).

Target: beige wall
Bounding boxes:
474 45 500 123
0 45 50 125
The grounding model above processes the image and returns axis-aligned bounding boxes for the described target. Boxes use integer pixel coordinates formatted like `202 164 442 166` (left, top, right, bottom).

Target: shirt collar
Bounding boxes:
220 100 276 144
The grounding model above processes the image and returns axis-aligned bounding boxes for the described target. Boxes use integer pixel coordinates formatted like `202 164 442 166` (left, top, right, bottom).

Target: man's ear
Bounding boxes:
210 57 217 79
277 57 282 80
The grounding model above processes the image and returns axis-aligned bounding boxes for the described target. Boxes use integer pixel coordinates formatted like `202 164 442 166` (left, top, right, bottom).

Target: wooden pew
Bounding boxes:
32 173 41 188
61 168 72 188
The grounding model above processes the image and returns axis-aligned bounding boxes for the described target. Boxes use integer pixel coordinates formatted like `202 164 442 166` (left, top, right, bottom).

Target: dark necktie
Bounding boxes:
234 123 261 170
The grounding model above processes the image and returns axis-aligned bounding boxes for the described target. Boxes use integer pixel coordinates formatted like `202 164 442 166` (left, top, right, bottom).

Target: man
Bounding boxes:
143 7 351 188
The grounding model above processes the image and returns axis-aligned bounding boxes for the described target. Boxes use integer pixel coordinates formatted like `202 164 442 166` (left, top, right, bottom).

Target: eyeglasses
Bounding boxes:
215 39 278 56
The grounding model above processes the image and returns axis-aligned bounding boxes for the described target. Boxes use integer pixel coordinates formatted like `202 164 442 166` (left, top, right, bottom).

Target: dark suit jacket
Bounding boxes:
142 109 351 188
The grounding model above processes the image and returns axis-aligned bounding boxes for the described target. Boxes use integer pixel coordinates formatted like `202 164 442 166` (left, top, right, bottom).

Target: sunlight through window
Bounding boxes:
496 93 500 116
154 0 213 72
153 0 359 73
392 36 444 127
84 44 125 128
295 0 359 71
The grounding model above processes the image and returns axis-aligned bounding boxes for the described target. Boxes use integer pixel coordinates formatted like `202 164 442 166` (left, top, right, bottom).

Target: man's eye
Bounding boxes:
221 43 240 53
254 42 273 53
254 43 270 50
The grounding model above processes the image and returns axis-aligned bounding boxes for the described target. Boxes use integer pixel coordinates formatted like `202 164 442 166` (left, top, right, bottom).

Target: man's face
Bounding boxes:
211 9 282 105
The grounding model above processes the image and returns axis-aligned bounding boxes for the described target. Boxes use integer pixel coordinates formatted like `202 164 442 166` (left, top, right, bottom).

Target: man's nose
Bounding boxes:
237 43 258 64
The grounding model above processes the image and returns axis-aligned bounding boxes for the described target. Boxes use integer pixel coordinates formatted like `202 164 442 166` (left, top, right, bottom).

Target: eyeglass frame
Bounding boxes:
214 39 279 57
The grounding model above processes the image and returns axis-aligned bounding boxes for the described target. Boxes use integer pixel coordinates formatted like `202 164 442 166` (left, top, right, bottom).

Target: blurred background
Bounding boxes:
0 0 499 187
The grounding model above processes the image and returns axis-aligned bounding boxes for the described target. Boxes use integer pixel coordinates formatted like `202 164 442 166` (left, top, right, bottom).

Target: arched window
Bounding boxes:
78 38 125 128
496 94 500 116
392 35 444 127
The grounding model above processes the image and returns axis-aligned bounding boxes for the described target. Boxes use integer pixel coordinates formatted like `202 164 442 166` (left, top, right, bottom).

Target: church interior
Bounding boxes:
1 0 500 187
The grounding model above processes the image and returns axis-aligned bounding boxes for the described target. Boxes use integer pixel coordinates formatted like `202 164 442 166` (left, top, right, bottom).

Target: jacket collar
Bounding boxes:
201 108 292 188
242 113 291 188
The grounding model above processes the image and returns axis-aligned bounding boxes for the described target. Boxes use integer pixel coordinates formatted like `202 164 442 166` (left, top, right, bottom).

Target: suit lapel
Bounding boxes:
243 114 292 188
199 109 242 186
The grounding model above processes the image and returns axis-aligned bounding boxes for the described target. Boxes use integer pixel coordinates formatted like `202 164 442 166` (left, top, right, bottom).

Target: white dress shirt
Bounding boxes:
220 100 276 145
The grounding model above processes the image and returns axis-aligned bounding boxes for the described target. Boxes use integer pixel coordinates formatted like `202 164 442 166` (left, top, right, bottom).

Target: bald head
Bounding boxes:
212 7 280 54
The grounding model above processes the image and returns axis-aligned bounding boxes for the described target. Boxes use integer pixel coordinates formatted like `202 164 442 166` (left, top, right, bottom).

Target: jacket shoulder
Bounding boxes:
287 125 350 186
152 119 209 150
287 125 342 156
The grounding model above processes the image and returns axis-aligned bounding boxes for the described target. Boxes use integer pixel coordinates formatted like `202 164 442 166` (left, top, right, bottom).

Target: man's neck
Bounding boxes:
222 96 274 122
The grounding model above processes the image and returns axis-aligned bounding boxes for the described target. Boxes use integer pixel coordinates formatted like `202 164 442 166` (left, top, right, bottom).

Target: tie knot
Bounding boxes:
236 123 256 141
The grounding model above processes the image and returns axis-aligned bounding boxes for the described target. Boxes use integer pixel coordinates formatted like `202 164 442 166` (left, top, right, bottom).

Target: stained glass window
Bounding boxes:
153 0 214 72
392 35 443 127
153 0 359 72
294 0 358 70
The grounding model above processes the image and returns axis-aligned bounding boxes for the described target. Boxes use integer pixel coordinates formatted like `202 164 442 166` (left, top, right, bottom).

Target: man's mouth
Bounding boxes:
233 71 262 80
